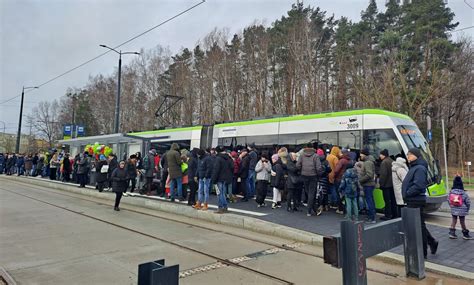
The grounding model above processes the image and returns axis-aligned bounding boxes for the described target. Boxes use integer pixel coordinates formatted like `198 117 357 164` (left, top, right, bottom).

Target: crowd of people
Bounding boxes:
1 141 471 257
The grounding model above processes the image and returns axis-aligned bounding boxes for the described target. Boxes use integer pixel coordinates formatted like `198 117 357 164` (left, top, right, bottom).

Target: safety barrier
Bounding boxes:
323 207 425 285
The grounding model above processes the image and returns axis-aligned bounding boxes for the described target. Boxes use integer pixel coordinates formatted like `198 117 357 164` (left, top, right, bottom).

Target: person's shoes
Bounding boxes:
316 206 323 216
430 240 439 254
98 190 103 193
202 203 208 211
380 216 391 221
222 208 229 213
114 207 120 211
123 192 128 197
449 228 458 239
336 209 344 215
287 207 294 212
365 219 376 224
170 198 175 202
276 202 282 208
193 202 201 210
307 213 312 217
293 207 300 212
272 203 277 209
214 208 224 214
462 229 473 240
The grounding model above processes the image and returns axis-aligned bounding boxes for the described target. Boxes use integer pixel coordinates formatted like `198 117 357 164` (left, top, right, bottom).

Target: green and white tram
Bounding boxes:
64 109 445 212
212 109 446 212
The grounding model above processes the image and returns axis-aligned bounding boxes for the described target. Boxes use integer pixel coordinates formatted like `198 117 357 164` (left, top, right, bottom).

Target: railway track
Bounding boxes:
0 179 403 281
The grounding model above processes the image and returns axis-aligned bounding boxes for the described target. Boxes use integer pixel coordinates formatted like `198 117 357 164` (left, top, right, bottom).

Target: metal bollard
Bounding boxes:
138 259 179 285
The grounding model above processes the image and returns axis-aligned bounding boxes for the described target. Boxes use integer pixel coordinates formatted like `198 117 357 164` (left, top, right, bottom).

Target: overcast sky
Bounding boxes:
1 0 472 134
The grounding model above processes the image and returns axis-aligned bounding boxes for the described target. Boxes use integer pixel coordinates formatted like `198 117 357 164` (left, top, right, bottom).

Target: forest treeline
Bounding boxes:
29 0 473 166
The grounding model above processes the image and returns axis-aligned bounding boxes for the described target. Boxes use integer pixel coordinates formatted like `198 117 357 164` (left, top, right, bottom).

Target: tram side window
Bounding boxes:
363 129 403 158
318 132 338 146
338 131 361 150
150 140 191 154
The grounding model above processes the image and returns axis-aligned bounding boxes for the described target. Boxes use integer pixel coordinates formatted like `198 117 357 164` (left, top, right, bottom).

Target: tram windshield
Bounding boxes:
397 125 440 185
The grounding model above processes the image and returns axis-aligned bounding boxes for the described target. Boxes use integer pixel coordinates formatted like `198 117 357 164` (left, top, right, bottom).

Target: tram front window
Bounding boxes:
397 125 440 184
363 129 404 159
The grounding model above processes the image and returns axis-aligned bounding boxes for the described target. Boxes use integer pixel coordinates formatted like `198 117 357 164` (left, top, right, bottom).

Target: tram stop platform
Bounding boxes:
5 175 474 280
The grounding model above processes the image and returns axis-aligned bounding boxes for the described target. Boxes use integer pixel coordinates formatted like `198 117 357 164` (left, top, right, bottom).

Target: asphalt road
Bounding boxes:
0 178 470 285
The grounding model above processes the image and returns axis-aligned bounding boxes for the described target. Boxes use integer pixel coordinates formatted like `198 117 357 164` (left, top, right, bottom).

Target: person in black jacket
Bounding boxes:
239 149 250 202
62 153 72 182
212 146 234 213
247 143 258 198
194 149 211 210
317 149 332 212
96 155 109 192
402 148 438 259
111 161 129 211
187 148 199 206
286 152 300 212
126 155 138 194
270 154 286 209
379 149 396 219
107 154 118 189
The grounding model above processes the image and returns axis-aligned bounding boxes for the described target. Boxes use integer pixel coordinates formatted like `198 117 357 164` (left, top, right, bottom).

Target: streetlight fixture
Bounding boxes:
100 44 140 133
16 86 38 153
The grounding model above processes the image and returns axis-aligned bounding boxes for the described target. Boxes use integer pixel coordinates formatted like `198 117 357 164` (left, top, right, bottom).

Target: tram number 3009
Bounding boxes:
347 123 359 129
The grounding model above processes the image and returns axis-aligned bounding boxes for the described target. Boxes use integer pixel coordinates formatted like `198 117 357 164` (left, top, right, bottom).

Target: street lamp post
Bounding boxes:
0 120 6 134
16 86 38 153
100 45 140 133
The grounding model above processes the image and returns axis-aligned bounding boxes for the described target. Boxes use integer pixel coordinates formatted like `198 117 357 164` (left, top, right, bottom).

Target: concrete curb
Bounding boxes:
2 176 473 281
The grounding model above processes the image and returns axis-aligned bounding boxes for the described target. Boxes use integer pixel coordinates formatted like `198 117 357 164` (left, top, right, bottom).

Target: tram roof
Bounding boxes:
214 109 412 128
127 126 202 136
58 133 143 147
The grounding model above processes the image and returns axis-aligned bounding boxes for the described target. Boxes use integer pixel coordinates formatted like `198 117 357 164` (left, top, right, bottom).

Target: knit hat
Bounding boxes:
215 146 225 153
407 148 421 158
360 148 370 156
99 154 106 161
380 149 389 157
341 148 350 155
230 151 238 158
452 176 464 190
271 154 279 162
316 149 324 156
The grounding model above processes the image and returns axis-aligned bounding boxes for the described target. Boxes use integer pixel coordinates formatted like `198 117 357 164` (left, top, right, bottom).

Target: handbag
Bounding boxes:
101 165 109 173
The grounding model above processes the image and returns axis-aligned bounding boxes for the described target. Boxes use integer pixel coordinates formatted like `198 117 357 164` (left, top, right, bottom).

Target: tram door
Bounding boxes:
200 126 214 149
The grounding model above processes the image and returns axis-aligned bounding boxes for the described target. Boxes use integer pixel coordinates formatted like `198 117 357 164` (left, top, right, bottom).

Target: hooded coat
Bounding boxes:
327 146 341 184
96 160 109 183
339 165 360 198
402 158 428 204
271 158 286 190
166 143 183 180
296 148 323 177
449 188 470 216
255 159 271 181
211 153 234 184
392 158 408 205
379 156 394 188
334 153 351 183
359 155 376 187
111 167 128 193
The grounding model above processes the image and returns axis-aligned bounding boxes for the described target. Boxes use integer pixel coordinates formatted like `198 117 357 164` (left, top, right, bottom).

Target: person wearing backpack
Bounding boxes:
448 176 472 240
339 163 360 221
